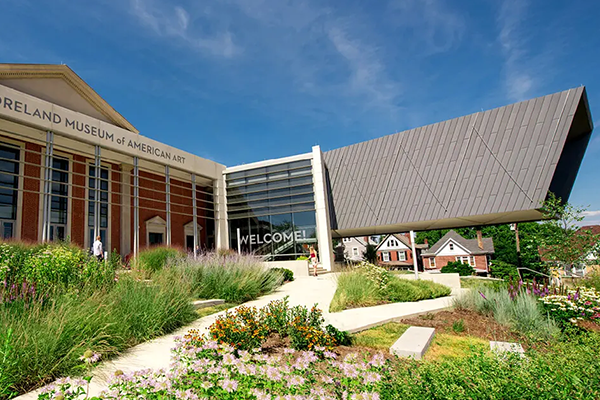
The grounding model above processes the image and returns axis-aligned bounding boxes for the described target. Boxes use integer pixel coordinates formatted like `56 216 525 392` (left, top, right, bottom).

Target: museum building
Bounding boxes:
0 63 594 272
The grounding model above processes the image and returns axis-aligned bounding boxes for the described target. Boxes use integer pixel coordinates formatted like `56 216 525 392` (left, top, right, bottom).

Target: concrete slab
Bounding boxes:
390 326 435 360
192 299 224 309
490 341 525 357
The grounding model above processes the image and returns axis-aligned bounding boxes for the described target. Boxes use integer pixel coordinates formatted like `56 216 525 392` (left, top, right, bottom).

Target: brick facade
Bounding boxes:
424 254 489 272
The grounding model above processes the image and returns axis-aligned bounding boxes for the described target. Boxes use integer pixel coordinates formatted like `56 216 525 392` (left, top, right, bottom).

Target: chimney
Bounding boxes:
476 230 484 250
424 238 429 245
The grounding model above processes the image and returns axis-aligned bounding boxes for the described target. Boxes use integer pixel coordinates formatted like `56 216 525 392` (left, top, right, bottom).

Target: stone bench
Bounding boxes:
390 326 435 360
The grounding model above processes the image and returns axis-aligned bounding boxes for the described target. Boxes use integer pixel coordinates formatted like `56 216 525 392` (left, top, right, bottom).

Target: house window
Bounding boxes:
88 165 109 249
429 257 436 268
398 251 406 261
456 256 475 266
0 144 19 239
382 252 390 262
50 158 69 241
352 247 359 256
449 243 454 250
343 238 351 243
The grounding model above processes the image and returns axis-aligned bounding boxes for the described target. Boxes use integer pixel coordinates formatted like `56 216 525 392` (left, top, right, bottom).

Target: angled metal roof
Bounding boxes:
421 230 495 256
324 87 594 236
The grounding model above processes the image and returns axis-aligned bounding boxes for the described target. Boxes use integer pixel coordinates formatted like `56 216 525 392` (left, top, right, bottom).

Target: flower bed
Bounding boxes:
540 287 600 325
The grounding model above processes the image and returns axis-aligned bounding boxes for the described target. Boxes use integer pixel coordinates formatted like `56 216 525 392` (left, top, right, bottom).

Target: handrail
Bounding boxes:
517 267 551 280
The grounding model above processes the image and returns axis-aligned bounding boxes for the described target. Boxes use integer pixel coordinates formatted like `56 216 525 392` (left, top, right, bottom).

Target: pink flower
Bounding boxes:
220 379 238 393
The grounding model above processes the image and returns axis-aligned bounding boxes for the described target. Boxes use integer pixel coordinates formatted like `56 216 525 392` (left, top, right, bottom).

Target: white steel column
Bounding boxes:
312 145 334 271
191 173 198 258
42 131 54 242
93 145 101 241
410 230 419 279
215 172 229 250
165 165 171 246
133 157 140 257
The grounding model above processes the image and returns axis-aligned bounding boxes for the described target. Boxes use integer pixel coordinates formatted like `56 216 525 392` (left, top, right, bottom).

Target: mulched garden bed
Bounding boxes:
401 309 524 344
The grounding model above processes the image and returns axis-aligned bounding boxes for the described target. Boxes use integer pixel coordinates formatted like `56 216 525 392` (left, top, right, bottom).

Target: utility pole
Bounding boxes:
511 223 521 269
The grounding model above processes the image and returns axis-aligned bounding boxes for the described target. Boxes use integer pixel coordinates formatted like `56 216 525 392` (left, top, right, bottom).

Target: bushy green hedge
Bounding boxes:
489 259 519 280
0 242 115 298
270 267 294 282
441 261 475 276
0 270 196 399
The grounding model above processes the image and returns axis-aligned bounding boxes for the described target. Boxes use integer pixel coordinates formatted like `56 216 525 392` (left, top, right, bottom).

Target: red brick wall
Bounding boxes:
424 255 489 271
377 249 413 264
21 142 41 242
70 154 86 248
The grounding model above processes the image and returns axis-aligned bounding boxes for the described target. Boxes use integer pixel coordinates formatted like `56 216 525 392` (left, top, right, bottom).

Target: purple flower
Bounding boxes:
219 379 238 393
479 291 487 300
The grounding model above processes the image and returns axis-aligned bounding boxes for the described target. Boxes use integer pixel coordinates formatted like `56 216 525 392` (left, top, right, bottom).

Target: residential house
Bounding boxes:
421 230 494 274
376 233 429 270
340 236 380 261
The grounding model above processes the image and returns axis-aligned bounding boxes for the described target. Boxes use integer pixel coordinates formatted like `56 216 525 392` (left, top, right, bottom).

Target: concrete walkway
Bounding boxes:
16 275 460 399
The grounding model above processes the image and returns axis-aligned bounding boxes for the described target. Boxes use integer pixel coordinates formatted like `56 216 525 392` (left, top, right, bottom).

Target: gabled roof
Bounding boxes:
421 230 494 256
0 63 138 133
375 233 429 251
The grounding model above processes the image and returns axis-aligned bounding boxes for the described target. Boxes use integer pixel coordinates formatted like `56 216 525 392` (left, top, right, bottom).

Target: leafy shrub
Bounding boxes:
270 267 294 282
358 261 390 289
135 247 183 275
0 242 115 301
209 305 268 351
296 256 309 261
173 253 282 303
452 319 465 333
582 270 600 292
209 299 345 351
441 261 475 276
326 324 352 346
489 259 519 280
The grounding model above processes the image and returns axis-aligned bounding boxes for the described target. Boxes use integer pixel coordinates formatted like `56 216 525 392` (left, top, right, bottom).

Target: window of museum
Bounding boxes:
0 144 20 239
146 216 166 247
184 221 203 253
88 165 109 250
50 158 69 242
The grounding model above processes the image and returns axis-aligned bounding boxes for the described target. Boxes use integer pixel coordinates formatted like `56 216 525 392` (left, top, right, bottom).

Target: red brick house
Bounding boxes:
376 233 429 269
421 230 494 274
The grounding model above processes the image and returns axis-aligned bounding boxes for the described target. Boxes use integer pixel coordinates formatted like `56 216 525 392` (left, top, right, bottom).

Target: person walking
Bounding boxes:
309 245 318 277
93 235 104 262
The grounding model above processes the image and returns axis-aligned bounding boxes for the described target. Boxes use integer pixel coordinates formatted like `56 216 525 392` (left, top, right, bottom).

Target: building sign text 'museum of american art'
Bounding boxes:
0 85 188 166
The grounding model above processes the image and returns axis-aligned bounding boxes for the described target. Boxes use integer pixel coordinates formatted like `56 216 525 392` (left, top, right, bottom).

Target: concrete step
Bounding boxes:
309 267 329 276
390 326 435 360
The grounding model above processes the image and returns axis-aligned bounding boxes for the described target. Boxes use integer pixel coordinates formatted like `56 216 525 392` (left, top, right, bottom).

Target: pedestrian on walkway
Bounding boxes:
93 235 104 262
309 245 318 277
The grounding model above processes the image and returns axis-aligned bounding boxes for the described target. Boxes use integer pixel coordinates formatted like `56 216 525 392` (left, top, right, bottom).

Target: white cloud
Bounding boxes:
497 0 534 101
130 0 239 58
387 0 465 54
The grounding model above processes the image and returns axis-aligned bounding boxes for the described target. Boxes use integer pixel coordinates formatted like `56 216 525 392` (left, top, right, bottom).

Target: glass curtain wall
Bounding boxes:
0 143 19 239
226 159 317 260
50 158 69 241
88 165 109 248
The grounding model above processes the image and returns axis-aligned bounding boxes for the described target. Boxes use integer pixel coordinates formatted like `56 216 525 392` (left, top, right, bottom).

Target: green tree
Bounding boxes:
363 244 378 264
537 193 600 272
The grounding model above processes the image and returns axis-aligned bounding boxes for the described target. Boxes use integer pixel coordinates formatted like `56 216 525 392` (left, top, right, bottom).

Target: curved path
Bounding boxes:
16 275 459 399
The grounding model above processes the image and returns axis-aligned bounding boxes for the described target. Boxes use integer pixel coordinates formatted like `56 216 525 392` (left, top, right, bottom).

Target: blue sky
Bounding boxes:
1 0 599 224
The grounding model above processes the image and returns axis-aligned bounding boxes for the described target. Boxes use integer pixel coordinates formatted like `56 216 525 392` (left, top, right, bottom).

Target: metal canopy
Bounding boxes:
324 87 593 237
